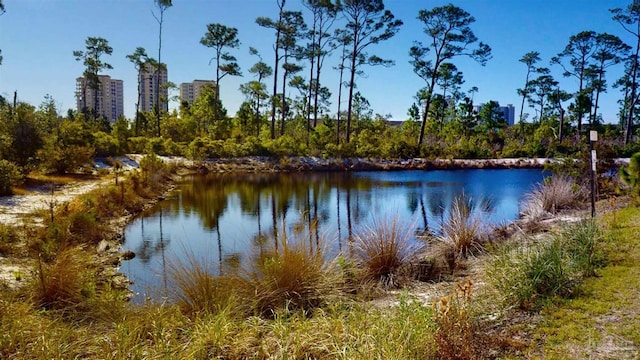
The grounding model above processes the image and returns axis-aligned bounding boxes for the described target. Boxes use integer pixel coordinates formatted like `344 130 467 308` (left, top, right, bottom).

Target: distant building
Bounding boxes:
473 103 516 126
75 75 124 122
179 80 217 105
139 62 168 113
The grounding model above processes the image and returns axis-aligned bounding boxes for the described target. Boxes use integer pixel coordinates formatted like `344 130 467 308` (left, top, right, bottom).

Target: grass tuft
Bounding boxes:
352 216 420 288
245 234 338 318
521 175 580 220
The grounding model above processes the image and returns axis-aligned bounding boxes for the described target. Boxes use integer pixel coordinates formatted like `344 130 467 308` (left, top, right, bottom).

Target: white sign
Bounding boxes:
590 130 598 142
591 150 597 172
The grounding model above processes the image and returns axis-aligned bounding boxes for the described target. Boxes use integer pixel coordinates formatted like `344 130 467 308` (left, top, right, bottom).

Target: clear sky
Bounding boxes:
0 0 635 123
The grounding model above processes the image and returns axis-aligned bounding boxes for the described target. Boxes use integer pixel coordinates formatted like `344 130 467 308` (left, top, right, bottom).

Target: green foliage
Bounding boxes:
0 224 19 255
0 159 23 195
37 119 94 174
563 220 605 277
92 131 120 157
619 152 640 196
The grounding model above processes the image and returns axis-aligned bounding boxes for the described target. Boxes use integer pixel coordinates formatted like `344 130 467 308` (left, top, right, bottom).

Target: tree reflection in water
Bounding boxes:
122 169 545 301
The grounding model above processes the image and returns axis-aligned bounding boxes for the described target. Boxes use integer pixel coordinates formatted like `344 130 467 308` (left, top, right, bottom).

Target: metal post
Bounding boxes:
589 130 598 218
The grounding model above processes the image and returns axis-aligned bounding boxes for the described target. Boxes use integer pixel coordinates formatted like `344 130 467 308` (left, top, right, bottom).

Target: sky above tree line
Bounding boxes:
0 0 634 123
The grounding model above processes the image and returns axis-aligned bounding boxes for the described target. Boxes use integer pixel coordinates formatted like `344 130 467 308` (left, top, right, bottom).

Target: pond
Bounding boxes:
121 169 546 301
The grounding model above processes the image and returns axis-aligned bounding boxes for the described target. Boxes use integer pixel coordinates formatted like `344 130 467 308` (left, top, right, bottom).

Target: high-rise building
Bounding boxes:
75 75 124 122
179 80 217 105
139 62 168 113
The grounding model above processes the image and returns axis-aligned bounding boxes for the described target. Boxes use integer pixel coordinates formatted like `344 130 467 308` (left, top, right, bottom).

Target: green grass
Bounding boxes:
524 206 640 358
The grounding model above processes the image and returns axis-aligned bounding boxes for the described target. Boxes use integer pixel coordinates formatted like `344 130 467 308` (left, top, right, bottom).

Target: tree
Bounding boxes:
126 47 152 136
201 23 242 123
435 62 464 129
243 48 273 136
589 33 630 125
257 0 286 139
612 2 640 144
517 51 541 131
410 4 491 146
342 0 402 142
527 73 557 123
551 31 598 135
278 11 306 136
152 0 172 137
73 37 113 120
303 0 340 127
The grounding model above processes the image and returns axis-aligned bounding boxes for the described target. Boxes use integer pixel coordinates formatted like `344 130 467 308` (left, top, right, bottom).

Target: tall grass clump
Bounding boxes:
169 252 244 318
487 237 574 310
246 237 338 317
0 224 19 255
32 246 95 313
562 219 605 277
352 216 420 288
520 175 580 220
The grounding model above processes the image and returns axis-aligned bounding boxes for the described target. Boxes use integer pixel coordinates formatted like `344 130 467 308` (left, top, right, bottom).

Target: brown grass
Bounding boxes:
245 235 339 318
434 280 479 359
352 216 420 288
521 175 580 220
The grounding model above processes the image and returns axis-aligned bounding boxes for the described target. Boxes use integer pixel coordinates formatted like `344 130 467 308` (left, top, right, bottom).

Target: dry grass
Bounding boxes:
521 175 580 221
434 280 479 359
244 233 340 318
352 216 421 288
431 193 486 273
32 246 94 313
169 251 245 318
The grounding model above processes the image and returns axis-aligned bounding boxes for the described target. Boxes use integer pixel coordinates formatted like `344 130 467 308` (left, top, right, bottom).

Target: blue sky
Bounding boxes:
0 0 634 123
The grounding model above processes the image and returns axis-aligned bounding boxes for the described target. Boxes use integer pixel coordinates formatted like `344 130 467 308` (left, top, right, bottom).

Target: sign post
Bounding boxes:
589 131 598 218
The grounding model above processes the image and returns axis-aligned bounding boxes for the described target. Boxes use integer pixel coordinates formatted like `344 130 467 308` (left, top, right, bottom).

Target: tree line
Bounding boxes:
2 1 640 194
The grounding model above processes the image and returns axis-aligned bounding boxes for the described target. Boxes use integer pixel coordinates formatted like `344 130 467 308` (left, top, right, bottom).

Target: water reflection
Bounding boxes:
121 169 545 301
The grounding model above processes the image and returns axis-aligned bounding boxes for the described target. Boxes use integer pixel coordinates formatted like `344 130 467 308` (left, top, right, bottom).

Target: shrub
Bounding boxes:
352 216 420 288
619 151 640 197
0 159 23 195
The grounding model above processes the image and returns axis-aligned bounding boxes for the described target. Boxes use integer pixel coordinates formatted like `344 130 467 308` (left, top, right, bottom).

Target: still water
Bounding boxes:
121 169 545 301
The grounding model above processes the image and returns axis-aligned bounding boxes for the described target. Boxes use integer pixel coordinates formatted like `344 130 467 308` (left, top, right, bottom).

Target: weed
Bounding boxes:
434 280 477 359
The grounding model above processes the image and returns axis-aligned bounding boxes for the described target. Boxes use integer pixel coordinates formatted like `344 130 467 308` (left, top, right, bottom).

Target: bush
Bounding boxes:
0 224 19 255
619 152 640 197
0 159 23 195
